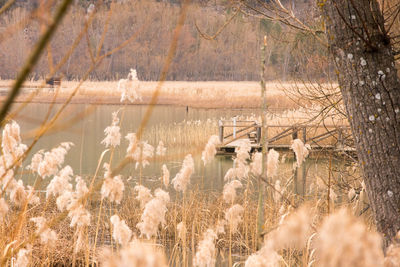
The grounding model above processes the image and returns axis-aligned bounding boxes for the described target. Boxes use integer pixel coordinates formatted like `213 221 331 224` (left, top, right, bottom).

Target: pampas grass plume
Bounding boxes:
223 179 242 204
171 154 194 192
38 142 73 178
118 68 142 103
126 136 154 169
68 204 91 228
267 149 279 178
291 139 310 168
156 141 167 156
224 168 236 181
161 164 170 188
384 245 400 267
201 135 220 165
1 120 21 153
245 241 282 267
110 214 132 246
30 217 58 246
125 133 138 156
315 208 384 267
137 188 170 239
15 245 32 267
271 205 314 250
235 139 251 163
225 204 244 233
2 121 26 165
100 239 167 267
101 163 125 204
134 185 153 208
46 165 73 199
193 229 217 267
102 111 121 148
10 179 26 207
250 152 262 176
75 176 89 198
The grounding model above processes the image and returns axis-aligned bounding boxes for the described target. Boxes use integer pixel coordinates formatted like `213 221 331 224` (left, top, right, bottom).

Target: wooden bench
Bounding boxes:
46 77 61 87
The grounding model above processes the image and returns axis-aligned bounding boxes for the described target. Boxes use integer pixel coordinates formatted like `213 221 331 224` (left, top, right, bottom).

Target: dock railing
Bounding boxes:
267 124 353 151
217 119 354 154
218 119 261 146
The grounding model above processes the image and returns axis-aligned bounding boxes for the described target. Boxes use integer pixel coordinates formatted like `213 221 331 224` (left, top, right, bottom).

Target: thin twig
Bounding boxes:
0 0 15 16
195 5 241 40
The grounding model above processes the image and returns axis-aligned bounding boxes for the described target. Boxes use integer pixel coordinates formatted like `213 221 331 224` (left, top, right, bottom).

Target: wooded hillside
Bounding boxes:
0 0 327 81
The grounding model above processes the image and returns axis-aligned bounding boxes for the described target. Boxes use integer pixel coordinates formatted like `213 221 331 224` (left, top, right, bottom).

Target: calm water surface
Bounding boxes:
14 104 255 189
13 103 342 194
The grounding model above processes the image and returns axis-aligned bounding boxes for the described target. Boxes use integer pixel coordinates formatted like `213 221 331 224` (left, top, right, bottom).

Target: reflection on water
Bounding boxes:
14 103 349 195
15 103 256 189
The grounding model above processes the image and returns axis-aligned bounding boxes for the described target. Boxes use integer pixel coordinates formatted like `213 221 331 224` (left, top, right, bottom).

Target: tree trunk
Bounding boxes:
321 0 400 247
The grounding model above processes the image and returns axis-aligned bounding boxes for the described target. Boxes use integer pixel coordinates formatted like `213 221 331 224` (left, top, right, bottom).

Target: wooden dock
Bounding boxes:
216 119 356 158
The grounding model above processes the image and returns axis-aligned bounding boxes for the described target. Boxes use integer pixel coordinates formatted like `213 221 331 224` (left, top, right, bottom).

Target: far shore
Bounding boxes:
0 80 335 109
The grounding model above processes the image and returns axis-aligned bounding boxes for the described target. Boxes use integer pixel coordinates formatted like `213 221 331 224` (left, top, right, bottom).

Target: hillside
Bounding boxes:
0 0 327 81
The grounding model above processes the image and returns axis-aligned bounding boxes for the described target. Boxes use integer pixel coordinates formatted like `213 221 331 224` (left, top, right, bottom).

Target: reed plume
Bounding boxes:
30 217 58 247
201 135 220 165
101 163 125 204
137 188 170 239
34 142 74 178
46 165 74 199
315 208 384 267
250 152 262 176
14 245 32 267
267 149 279 178
291 139 310 168
160 164 170 188
118 68 142 103
134 185 153 208
110 214 133 246
224 204 244 233
193 229 217 267
222 179 242 204
126 134 154 169
245 241 282 267
171 154 194 192
100 239 167 267
102 111 121 148
156 141 167 156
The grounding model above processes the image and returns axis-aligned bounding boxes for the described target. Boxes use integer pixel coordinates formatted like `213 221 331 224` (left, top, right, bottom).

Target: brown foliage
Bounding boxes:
0 1 328 81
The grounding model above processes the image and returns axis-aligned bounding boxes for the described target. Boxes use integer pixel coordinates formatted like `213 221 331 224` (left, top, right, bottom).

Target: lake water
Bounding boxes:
14 103 254 189
13 103 346 195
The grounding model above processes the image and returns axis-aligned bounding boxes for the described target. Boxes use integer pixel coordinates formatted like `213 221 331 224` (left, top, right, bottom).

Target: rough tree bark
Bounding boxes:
321 0 400 247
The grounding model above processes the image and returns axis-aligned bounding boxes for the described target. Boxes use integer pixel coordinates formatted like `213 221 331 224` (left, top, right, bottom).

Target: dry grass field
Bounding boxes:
0 80 332 109
0 78 397 267
0 116 395 266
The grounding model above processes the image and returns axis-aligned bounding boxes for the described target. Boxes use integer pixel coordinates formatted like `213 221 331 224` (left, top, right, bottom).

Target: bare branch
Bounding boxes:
0 0 15 16
195 5 241 40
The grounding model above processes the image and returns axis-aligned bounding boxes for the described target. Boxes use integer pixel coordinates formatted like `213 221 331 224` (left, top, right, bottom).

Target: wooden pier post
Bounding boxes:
302 127 307 196
256 125 262 145
218 120 224 143
292 128 299 195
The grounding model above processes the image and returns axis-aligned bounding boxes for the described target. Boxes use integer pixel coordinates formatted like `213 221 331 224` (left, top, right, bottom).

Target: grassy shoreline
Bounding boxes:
0 80 330 109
